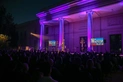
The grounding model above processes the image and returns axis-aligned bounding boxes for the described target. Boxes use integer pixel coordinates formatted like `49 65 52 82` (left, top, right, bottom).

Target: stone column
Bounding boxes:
39 20 44 50
87 10 93 52
59 17 65 51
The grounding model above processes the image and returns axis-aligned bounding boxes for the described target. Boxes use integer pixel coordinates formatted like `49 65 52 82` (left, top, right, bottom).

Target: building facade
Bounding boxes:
36 0 123 53
17 0 123 53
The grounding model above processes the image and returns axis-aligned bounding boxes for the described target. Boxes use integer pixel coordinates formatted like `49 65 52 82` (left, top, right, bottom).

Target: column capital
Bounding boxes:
86 10 93 14
39 20 44 25
58 17 64 20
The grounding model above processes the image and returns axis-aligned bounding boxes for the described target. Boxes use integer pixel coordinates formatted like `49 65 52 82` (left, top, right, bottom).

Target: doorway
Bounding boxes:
110 34 122 53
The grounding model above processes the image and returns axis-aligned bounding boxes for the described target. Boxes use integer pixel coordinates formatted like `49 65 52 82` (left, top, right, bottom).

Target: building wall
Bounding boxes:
16 13 123 53
17 19 40 50
46 13 123 53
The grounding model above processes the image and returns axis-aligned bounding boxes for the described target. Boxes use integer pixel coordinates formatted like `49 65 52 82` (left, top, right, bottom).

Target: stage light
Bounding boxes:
30 32 40 38
30 32 49 39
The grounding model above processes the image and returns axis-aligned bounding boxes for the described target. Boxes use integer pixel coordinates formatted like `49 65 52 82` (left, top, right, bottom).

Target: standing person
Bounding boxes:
37 61 58 82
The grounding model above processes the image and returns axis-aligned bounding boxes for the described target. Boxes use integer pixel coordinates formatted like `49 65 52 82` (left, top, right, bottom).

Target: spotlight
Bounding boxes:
30 32 40 38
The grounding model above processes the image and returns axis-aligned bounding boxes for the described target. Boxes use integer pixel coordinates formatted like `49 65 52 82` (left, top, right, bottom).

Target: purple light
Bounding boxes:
49 0 93 14
36 12 46 18
52 13 69 20
76 0 95 6
39 21 44 50
49 6 70 14
36 0 94 19
87 11 93 51
36 0 94 20
49 0 76 14
119 1 123 6
59 17 64 50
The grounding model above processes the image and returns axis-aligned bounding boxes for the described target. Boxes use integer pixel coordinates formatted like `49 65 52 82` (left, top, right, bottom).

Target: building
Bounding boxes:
17 0 123 53
36 0 123 53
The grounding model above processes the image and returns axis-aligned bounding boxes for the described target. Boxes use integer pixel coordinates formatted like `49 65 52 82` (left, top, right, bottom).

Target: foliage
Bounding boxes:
0 34 9 48
0 34 8 42
0 6 18 48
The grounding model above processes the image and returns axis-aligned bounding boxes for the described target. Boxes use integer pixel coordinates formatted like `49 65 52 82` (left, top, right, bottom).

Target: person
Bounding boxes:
37 61 58 82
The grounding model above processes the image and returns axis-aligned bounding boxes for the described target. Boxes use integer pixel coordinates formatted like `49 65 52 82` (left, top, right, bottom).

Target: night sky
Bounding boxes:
0 0 73 24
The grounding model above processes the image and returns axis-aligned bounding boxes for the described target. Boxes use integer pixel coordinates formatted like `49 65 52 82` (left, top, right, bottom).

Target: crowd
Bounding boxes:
0 49 123 82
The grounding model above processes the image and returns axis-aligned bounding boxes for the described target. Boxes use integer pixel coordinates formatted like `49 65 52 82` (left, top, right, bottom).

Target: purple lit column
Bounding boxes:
59 17 64 51
39 20 44 50
87 11 93 52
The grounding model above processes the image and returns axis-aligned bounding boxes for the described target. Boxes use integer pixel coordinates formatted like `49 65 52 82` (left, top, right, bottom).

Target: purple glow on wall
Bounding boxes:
49 6 70 14
39 21 44 50
59 17 64 50
52 13 69 20
93 9 99 12
49 0 94 14
49 0 77 14
36 12 46 18
80 11 86 15
119 1 123 6
77 0 95 6
36 0 95 19
54 18 59 20
87 11 93 51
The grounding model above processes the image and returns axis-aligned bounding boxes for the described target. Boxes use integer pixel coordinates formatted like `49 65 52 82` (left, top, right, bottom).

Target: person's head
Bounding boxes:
41 61 52 76
49 58 54 67
86 59 94 69
22 63 29 73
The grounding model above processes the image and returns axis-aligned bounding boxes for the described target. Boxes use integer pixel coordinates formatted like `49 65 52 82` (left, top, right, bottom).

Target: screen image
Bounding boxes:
49 40 56 46
91 38 104 46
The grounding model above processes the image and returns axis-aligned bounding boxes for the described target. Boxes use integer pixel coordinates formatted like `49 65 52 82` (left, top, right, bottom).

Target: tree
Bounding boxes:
0 6 18 49
0 34 9 48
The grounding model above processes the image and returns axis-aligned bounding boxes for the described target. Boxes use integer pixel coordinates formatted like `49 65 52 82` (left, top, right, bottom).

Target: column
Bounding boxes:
59 17 65 51
87 10 93 52
39 20 44 50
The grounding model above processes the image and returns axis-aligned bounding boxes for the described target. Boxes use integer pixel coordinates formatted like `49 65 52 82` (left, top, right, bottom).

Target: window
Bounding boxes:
110 34 122 53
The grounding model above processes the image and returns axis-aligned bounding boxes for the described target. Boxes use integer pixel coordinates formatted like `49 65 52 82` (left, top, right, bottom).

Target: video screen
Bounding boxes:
49 40 56 46
91 38 104 46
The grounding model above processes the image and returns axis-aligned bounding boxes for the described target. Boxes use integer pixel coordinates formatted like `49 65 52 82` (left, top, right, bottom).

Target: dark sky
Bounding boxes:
0 0 73 24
